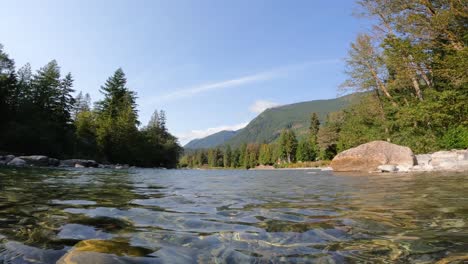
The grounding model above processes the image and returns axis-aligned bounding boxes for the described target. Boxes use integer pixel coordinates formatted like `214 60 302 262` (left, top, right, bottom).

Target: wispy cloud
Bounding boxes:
177 122 248 145
249 100 281 114
158 72 278 102
151 59 339 102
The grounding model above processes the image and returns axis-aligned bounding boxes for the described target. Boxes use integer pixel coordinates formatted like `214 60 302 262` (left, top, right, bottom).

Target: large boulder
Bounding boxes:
18 155 49 166
7 157 27 167
331 141 416 172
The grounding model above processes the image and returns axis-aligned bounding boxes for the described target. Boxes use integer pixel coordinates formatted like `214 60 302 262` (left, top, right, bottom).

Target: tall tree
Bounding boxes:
259 143 273 165
223 145 232 168
279 129 298 163
0 44 17 149
95 68 139 163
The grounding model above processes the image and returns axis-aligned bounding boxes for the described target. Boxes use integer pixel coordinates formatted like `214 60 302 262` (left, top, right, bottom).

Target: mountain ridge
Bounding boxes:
184 93 360 149
184 130 239 149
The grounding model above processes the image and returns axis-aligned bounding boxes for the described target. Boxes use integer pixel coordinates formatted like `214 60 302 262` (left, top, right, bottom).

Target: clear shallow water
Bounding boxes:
0 168 467 263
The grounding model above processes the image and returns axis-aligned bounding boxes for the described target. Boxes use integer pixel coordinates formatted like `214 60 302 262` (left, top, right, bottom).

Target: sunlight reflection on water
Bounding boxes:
0 167 467 263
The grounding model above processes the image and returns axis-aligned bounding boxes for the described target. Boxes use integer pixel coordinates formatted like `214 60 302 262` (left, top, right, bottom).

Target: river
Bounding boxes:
0 167 467 263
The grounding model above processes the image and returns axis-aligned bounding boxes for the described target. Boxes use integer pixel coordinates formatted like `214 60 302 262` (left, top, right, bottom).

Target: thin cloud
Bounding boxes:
177 122 248 145
152 59 339 102
249 100 281 114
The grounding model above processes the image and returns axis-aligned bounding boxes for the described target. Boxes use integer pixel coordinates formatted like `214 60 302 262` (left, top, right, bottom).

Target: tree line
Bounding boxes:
0 45 182 167
180 113 327 168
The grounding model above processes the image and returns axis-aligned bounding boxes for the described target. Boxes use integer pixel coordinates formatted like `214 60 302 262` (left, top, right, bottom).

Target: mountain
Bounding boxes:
184 93 361 149
184 130 239 149
226 93 360 147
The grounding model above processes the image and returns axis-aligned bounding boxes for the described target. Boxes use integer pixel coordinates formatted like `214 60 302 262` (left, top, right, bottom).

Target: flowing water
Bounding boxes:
0 167 467 263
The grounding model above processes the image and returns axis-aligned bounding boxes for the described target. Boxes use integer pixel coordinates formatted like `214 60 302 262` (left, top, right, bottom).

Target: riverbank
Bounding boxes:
0 155 130 169
2 147 467 173
331 141 468 173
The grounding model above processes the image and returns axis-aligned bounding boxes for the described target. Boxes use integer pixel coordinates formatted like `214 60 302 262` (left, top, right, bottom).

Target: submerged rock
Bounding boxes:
331 141 416 172
56 239 155 264
60 159 98 168
377 165 397 172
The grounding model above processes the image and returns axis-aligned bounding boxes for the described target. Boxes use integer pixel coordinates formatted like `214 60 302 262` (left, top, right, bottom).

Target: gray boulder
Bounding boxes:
18 155 49 166
3 155 15 164
7 158 26 167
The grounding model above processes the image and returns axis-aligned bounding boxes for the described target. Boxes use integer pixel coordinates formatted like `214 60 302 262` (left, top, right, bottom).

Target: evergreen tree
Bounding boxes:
75 110 97 158
95 68 139 163
259 143 272 165
73 91 91 119
309 113 320 141
223 145 232 167
231 147 241 168
239 143 248 168
279 129 298 163
0 44 17 150
245 143 260 169
296 138 313 162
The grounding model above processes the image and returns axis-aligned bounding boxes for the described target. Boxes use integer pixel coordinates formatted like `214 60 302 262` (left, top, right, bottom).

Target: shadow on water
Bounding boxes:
0 167 467 263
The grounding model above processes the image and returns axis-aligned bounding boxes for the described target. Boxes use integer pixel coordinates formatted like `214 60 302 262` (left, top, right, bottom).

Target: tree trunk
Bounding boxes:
417 63 432 87
366 63 397 106
411 75 423 101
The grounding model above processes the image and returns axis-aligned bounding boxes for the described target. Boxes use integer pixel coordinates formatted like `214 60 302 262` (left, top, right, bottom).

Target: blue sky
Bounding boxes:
0 0 370 144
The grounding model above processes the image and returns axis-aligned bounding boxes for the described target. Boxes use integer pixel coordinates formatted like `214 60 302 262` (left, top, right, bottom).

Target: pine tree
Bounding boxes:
95 68 139 163
259 144 272 165
223 145 232 167
231 147 241 168
279 129 298 163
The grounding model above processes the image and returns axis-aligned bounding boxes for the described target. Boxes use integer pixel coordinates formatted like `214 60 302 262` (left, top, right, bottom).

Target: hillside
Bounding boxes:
225 93 360 147
184 130 238 149
183 93 361 149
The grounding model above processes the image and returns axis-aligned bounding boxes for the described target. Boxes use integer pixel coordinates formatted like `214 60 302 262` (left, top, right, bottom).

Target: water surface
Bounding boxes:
0 167 467 263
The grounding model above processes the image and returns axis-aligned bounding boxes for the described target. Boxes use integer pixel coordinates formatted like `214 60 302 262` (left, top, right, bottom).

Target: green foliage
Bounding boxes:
279 129 298 163
333 0 468 156
309 113 320 143
336 94 387 152
223 145 232 167
439 126 468 150
0 45 182 167
75 110 98 158
296 139 313 162
259 144 273 165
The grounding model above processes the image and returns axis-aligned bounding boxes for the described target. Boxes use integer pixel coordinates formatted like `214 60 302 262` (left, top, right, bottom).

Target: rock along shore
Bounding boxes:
0 155 129 169
330 141 468 173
